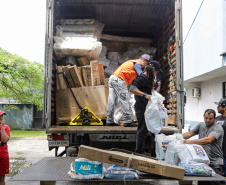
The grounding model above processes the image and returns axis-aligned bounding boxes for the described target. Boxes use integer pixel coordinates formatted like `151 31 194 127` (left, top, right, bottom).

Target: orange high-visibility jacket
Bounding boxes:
113 59 140 86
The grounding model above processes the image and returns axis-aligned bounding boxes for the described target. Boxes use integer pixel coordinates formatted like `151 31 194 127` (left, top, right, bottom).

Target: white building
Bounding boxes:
183 0 226 129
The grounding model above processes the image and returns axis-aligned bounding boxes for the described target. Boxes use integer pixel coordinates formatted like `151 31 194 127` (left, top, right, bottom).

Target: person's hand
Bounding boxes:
0 119 5 127
145 94 152 100
183 139 189 144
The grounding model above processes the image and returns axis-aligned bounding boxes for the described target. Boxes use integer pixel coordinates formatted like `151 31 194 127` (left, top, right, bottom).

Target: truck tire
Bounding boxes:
66 146 78 157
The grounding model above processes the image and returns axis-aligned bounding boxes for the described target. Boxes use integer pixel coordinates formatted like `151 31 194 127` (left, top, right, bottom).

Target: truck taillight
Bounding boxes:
48 135 66 140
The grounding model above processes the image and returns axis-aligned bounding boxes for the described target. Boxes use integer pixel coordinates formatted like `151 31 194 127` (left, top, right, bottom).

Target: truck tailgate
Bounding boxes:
47 125 179 134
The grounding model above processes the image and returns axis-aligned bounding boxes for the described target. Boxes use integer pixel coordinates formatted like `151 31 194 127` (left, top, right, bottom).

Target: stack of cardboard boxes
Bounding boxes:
54 19 108 124
56 60 109 124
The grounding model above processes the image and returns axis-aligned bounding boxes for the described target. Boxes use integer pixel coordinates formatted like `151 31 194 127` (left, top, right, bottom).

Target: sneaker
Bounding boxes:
106 122 119 126
124 122 138 127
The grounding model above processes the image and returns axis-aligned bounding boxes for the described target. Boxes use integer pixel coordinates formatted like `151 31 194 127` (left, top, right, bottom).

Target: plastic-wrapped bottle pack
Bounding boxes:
68 158 105 179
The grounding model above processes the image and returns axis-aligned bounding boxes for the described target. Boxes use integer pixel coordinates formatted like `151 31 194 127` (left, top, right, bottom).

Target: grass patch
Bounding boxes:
10 130 47 138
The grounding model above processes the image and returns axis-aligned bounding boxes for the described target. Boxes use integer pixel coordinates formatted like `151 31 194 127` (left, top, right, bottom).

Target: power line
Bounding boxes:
183 0 205 43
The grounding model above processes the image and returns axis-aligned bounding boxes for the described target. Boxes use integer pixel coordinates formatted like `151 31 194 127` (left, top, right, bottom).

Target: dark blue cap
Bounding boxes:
214 99 226 106
150 60 163 73
140 54 151 63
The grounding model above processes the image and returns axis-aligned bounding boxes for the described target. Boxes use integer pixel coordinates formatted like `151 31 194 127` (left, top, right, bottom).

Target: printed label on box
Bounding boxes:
193 145 205 157
162 141 170 153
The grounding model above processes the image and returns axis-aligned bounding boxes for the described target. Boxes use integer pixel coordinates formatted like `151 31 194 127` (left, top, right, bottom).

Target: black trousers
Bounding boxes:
198 165 223 185
135 109 148 154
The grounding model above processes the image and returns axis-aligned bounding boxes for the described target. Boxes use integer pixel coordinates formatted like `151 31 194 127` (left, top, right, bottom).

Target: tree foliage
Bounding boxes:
0 48 44 110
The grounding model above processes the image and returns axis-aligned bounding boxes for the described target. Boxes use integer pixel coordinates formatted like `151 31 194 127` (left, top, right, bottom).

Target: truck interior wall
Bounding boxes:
50 0 178 126
155 6 177 126
51 58 57 125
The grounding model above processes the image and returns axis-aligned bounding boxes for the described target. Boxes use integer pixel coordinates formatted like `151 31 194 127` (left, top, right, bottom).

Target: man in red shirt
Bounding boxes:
0 110 10 185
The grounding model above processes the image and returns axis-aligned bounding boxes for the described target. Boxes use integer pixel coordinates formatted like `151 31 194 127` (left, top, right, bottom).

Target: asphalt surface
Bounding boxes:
5 137 196 185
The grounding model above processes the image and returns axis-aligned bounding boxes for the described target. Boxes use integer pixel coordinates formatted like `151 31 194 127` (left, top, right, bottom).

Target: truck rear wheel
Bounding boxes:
66 146 78 157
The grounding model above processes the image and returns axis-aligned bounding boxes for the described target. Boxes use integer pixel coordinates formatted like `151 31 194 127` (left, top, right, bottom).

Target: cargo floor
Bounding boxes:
9 157 226 185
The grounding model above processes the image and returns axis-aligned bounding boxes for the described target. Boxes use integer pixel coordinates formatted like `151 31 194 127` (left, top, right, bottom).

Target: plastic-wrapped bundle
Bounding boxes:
138 47 157 55
104 165 138 179
175 143 210 165
98 57 110 67
65 56 79 66
56 26 101 40
56 25 103 34
107 52 121 61
59 19 104 31
54 36 102 60
179 161 215 176
104 60 119 76
68 158 105 179
119 57 131 65
155 134 177 160
144 91 168 134
99 46 108 58
122 48 139 58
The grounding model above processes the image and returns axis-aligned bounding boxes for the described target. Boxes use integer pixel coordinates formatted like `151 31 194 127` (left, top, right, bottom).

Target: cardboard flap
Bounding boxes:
78 145 185 180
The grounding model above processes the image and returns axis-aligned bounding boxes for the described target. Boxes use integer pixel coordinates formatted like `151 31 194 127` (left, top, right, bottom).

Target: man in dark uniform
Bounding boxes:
214 99 226 177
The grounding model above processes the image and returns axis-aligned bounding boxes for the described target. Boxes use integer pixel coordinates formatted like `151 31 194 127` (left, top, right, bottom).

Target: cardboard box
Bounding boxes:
56 85 109 124
78 56 89 66
78 145 185 180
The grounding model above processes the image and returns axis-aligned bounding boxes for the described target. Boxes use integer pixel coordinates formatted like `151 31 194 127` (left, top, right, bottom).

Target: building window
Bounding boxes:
223 82 226 99
223 56 226 66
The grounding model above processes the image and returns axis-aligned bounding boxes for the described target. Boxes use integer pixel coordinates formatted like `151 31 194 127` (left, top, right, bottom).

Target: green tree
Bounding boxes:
0 48 44 110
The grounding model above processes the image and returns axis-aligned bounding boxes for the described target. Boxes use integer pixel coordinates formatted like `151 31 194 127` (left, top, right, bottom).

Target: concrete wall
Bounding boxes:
185 75 226 127
0 104 34 130
183 0 224 81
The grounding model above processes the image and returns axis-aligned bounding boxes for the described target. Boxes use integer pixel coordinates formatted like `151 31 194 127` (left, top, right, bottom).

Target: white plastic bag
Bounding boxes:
175 143 210 165
165 140 181 165
144 91 168 133
155 134 177 160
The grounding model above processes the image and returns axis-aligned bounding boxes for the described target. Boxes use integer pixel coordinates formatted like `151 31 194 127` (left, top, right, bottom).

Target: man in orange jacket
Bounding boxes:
106 54 151 127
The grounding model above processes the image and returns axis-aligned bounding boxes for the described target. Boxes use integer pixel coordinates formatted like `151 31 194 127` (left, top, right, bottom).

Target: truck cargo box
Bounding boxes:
44 0 184 156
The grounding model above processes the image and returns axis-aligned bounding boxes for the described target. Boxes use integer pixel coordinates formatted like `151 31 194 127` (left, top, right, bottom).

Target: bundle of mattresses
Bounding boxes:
54 19 104 60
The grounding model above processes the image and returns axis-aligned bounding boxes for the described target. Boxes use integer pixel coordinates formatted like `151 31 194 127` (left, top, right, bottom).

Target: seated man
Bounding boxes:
183 109 224 185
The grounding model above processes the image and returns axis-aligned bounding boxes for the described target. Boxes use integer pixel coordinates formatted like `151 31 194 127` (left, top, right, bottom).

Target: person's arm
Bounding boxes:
0 120 10 144
130 87 151 100
134 63 142 75
184 135 216 145
155 79 161 93
183 130 196 139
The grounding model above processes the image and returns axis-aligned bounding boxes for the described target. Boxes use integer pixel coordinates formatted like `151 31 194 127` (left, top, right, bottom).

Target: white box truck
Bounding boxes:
44 0 184 156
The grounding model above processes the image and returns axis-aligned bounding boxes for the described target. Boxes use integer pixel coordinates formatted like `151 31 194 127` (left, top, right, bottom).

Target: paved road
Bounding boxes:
6 137 195 185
